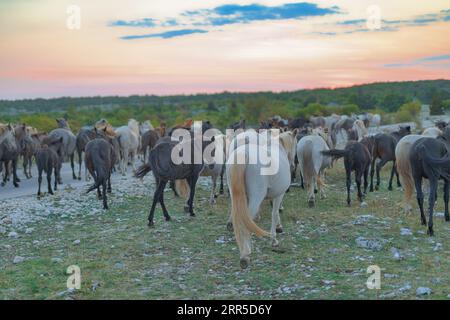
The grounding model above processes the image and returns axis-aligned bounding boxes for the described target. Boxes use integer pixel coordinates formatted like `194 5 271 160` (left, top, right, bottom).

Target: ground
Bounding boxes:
0 161 449 300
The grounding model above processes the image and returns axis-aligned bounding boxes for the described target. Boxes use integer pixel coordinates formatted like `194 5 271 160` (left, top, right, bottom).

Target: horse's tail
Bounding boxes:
420 145 450 180
86 155 107 194
135 163 152 179
321 149 348 160
230 163 270 252
396 142 414 212
175 179 190 199
301 141 315 186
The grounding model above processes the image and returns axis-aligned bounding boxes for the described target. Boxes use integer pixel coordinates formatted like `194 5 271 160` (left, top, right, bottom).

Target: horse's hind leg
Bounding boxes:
210 174 217 205
47 169 53 195
219 166 225 195
187 175 199 217
363 166 369 194
375 158 387 190
23 156 30 179
346 168 352 206
271 195 284 245
28 156 33 178
444 180 449 222
388 162 396 191
369 157 376 192
77 150 82 180
414 176 426 226
355 170 364 203
102 181 108 210
395 162 401 187
12 158 19 187
37 167 43 197
148 179 165 227
158 181 170 221
427 178 438 236
70 153 77 180
53 166 58 191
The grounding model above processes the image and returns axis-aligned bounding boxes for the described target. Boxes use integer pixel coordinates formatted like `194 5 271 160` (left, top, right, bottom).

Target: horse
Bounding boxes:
228 119 246 131
115 119 140 176
352 120 368 142
0 124 20 188
140 129 160 163
227 131 296 268
371 114 381 128
369 126 411 192
85 137 116 210
296 128 332 207
422 127 442 138
135 134 213 226
14 124 38 179
409 134 450 236
48 118 77 182
310 116 326 128
76 126 97 180
168 119 194 136
332 117 355 149
36 137 63 197
322 141 371 206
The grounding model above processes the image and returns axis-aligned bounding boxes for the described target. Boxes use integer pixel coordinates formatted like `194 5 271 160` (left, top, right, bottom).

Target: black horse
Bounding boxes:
135 134 213 226
322 141 372 206
410 132 450 236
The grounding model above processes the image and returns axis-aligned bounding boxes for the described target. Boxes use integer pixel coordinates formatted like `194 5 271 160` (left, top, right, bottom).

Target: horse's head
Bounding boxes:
398 125 412 137
56 118 69 129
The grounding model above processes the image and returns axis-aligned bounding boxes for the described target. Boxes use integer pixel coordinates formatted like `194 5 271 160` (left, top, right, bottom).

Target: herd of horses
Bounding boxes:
1 112 449 268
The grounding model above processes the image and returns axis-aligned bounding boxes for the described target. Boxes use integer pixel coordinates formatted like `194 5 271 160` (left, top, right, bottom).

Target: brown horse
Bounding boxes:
369 126 411 191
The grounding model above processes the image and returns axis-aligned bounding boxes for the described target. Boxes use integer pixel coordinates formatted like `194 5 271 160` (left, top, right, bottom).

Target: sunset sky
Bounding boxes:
1 0 449 99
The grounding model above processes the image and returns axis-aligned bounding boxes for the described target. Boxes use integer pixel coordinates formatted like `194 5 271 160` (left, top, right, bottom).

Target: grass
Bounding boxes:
0 163 449 300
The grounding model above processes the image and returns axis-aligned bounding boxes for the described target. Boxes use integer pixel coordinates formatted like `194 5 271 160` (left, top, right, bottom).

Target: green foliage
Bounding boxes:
1 80 449 131
394 101 421 123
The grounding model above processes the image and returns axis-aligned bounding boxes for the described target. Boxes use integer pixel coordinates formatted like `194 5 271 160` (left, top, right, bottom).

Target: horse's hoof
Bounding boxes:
388 186 393 191
421 220 427 226
148 221 154 228
184 206 190 214
104 205 109 210
308 200 315 208
214 194 218 199
445 215 450 222
276 227 283 234
164 216 171 222
14 183 19 188
314 189 318 194
279 206 284 212
49 191 54 195
427 228 434 236
347 202 351 207
240 258 249 269
219 190 224 195
78 177 81 181
227 222 233 232
272 239 279 247
375 185 379 191
190 213 196 217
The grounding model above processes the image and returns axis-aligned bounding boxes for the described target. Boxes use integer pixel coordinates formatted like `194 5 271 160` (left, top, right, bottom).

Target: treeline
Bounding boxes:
1 79 449 132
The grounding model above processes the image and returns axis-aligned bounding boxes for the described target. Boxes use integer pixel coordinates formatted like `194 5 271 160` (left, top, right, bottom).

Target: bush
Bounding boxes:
394 101 421 123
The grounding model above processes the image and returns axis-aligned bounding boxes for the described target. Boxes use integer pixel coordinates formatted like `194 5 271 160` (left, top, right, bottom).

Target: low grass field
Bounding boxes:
0 162 448 299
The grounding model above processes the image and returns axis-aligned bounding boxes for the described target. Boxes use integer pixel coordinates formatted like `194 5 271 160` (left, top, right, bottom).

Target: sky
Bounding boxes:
1 0 449 99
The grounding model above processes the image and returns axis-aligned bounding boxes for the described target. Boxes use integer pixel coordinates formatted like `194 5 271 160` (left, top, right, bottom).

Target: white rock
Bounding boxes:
416 287 432 296
8 231 18 238
13 256 25 264
400 228 413 236
355 237 385 251
360 202 368 208
25 228 34 234
73 239 81 245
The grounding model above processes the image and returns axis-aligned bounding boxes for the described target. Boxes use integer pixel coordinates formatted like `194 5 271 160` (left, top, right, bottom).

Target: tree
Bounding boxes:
430 92 444 115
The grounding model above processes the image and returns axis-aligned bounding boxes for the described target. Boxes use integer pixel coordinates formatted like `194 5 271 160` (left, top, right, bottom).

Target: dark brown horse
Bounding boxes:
85 136 116 210
36 137 63 197
76 126 97 180
140 129 160 163
369 126 411 191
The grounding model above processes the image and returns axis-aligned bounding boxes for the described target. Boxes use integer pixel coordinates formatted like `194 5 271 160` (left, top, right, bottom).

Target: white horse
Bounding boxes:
199 131 227 204
115 119 140 175
352 119 368 141
371 114 381 128
297 128 332 207
422 127 442 138
227 131 297 268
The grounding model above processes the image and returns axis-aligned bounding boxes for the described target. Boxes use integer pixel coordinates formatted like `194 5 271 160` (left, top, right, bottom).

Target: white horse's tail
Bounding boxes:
230 164 269 252
301 141 315 186
396 142 414 212
175 179 190 199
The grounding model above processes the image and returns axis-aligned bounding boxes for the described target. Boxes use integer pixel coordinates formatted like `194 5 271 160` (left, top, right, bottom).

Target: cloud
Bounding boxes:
206 3 340 26
120 29 208 40
110 18 158 28
111 2 340 39
384 54 450 68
